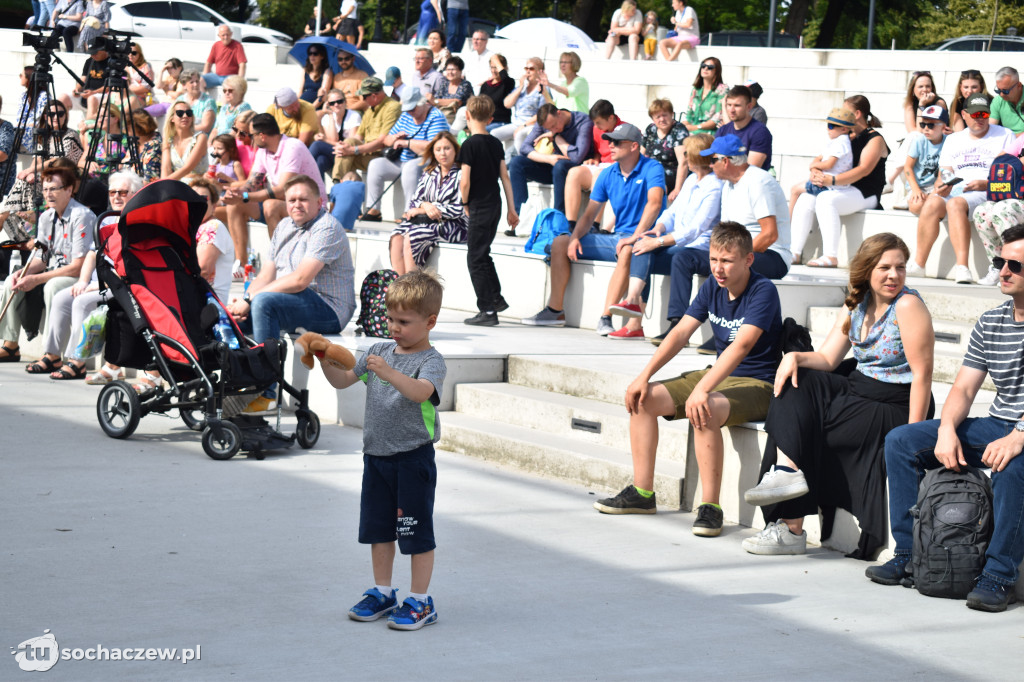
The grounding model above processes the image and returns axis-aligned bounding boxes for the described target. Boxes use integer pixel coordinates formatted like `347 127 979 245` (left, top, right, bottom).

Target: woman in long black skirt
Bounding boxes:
742 233 935 559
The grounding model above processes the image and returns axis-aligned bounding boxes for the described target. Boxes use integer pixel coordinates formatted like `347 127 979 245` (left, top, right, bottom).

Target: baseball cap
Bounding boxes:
964 95 990 115
601 123 643 144
400 87 427 112
274 87 298 108
357 76 384 96
384 66 401 87
826 108 855 127
699 134 747 157
919 104 950 125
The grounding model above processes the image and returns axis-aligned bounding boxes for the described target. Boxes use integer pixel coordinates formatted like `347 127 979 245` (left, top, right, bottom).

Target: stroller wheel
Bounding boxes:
202 421 242 460
97 380 142 439
179 387 207 432
296 411 321 449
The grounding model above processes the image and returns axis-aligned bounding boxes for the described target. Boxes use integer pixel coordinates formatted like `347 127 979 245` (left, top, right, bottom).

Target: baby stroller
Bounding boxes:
93 180 321 459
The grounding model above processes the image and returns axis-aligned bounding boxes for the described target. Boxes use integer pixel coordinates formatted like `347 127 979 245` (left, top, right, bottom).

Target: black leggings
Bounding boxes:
57 25 79 52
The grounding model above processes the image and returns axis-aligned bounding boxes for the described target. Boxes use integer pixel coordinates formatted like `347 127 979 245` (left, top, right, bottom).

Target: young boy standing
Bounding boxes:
459 95 519 326
319 271 447 630
593 222 782 537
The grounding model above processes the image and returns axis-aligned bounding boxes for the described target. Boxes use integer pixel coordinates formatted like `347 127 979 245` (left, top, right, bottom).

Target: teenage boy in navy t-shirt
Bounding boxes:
594 221 783 537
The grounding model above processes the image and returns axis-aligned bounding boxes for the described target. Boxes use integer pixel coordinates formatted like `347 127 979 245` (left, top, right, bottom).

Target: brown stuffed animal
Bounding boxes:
295 332 356 370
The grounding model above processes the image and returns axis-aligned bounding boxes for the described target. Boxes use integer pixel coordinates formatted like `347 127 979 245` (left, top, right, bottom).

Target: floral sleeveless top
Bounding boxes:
848 286 920 384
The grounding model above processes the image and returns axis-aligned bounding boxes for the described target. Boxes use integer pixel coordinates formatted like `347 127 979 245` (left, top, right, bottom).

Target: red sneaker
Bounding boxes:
608 327 645 340
609 300 642 318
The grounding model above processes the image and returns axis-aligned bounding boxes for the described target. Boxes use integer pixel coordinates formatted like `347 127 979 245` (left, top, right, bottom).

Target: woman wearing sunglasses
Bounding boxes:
949 69 989 133
212 75 252 137
299 46 334 109
310 88 361 179
683 56 726 132
175 69 216 135
161 102 208 180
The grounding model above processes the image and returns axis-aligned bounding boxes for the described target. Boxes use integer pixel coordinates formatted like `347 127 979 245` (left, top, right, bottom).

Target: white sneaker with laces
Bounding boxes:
905 261 925 277
595 316 615 336
744 465 810 505
951 264 974 284
742 519 807 555
977 266 1001 286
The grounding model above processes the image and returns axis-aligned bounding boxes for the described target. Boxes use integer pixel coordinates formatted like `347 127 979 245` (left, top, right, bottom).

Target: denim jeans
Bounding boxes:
202 73 227 88
446 8 469 51
309 140 335 180
576 230 624 262
884 417 1024 585
666 248 788 320
237 289 342 397
508 156 574 214
38 0 54 27
631 243 685 303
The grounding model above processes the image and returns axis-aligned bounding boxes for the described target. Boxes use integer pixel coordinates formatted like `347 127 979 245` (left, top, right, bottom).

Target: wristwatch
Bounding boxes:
242 292 251 304
1015 420 1024 433
242 191 249 203
657 236 665 246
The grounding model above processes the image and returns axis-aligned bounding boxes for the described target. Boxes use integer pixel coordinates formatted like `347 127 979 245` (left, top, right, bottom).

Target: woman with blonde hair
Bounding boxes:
743 233 934 559
603 0 642 61
491 57 552 157
161 101 208 180
389 131 467 274
541 51 588 112
213 74 251 137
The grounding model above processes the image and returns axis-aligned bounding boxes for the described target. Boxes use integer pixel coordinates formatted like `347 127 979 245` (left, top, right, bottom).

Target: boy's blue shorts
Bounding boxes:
358 442 436 555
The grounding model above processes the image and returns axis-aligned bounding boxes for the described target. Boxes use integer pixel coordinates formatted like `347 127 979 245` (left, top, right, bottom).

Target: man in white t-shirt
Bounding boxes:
460 30 493 90
912 94 1015 283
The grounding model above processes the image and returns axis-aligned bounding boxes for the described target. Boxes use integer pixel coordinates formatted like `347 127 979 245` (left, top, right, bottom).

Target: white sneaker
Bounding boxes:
744 465 810 506
881 182 894 195
742 519 807 555
595 316 615 336
951 264 974 284
977 266 1002 286
905 261 925 277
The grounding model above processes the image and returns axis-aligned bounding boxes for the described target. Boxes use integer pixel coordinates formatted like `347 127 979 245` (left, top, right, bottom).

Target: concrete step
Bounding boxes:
454 381 689 461
438 411 686 508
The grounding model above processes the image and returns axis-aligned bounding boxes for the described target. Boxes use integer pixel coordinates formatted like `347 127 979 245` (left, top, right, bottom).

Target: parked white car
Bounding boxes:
108 0 292 46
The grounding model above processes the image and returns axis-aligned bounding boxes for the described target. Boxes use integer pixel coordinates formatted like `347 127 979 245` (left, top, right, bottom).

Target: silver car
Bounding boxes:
108 0 292 46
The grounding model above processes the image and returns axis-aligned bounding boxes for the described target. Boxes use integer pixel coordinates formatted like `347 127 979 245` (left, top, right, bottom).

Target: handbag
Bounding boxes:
382 118 430 163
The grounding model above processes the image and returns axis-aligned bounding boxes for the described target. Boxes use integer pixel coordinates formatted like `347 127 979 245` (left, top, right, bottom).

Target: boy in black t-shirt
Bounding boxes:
459 96 519 326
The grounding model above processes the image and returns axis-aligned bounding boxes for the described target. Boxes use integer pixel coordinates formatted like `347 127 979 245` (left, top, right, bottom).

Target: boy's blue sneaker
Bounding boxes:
348 587 398 622
386 596 438 630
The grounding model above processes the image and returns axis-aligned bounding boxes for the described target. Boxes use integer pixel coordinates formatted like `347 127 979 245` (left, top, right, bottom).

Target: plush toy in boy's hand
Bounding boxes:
295 332 356 370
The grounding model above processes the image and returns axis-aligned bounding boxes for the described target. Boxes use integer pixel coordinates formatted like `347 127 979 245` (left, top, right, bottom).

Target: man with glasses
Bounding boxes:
267 87 318 147
657 135 790 344
221 114 324 244
202 25 247 89
334 51 370 111
990 66 1024 135
460 30 492 89
522 123 663 327
0 166 95 363
406 48 442 100
910 94 1013 284
333 77 402 182
868 223 1024 613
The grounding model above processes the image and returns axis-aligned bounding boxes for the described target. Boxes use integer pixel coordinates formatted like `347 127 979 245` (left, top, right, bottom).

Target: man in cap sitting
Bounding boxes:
267 87 319 146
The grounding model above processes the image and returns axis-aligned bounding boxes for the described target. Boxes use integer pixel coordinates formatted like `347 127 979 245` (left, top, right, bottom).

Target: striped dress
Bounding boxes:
392 165 467 266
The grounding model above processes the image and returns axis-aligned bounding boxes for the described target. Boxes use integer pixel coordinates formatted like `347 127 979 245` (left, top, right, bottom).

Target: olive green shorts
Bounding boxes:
659 368 773 426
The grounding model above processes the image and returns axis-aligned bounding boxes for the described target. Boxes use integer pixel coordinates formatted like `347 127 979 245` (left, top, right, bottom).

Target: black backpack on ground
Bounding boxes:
910 466 993 599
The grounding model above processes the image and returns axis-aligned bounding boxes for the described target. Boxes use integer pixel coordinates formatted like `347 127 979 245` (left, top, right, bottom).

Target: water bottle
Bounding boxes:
208 294 239 349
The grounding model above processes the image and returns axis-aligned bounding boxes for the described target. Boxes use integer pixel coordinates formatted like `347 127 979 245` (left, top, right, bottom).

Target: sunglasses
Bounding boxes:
993 257 1023 274
222 88 234 93
130 50 138 56
309 51 324 57
711 155 727 162
919 121 939 129
969 110 991 119
339 55 354 61
524 66 536 70
911 70 931 78
700 63 716 70
827 123 849 130
232 127 250 136
174 109 195 118
327 99 344 106
108 188 130 197
995 85 1018 95
961 69 982 78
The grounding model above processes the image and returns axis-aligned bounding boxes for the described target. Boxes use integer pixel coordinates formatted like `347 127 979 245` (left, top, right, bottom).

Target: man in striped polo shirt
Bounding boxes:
867 224 1024 613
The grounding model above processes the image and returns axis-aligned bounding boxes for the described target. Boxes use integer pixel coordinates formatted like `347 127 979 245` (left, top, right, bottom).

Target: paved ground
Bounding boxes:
2 367 1022 681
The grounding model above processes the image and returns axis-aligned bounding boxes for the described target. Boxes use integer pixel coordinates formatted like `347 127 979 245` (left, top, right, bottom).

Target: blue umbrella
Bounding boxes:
288 37 375 76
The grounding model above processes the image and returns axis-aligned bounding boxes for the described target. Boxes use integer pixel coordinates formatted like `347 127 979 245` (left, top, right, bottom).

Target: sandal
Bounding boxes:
26 356 62 374
50 363 86 380
133 371 162 395
806 256 839 268
0 345 21 363
85 364 124 385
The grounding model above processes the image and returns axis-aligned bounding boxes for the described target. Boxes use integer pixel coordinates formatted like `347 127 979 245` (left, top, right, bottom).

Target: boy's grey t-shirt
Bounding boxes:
354 342 447 456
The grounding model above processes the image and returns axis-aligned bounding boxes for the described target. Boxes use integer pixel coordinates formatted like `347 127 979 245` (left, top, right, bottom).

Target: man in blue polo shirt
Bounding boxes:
523 123 665 327
716 85 772 171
